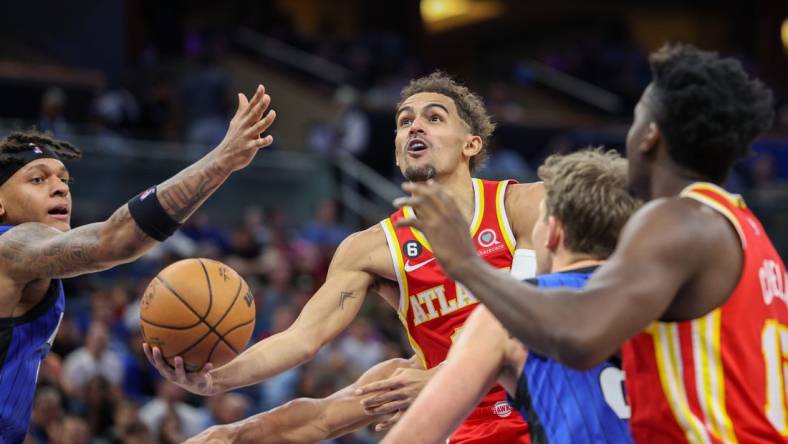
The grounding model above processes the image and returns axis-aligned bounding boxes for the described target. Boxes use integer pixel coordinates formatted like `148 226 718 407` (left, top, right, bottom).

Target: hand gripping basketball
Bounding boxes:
143 343 216 396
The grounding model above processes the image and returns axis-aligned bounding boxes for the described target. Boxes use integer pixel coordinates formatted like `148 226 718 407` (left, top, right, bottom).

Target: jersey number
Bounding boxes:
599 366 630 419
762 319 788 435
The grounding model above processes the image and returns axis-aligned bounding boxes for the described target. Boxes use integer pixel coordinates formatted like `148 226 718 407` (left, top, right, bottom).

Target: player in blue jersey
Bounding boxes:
381 149 640 443
0 84 275 443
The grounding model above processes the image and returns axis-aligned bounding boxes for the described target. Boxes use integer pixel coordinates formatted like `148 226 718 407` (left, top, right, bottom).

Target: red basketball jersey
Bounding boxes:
381 178 530 443
623 182 788 443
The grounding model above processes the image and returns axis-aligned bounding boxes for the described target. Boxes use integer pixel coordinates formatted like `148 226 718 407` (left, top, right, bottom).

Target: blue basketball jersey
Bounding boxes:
509 267 633 444
0 225 65 444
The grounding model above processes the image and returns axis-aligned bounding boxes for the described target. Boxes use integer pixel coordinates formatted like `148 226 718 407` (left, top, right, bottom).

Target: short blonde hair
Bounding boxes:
537 148 640 259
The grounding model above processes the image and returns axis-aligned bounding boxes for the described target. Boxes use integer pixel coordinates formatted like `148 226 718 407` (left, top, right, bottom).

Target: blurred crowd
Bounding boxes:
27 199 406 444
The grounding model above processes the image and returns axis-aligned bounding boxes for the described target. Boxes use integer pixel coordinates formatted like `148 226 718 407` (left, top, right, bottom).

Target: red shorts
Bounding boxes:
448 401 530 444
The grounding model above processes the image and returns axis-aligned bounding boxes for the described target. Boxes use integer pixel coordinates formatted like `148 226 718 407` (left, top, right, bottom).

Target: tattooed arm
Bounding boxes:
0 85 276 282
146 226 385 396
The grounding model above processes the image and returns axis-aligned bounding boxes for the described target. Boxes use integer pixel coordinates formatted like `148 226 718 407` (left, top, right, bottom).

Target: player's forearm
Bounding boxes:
210 329 319 392
449 256 602 368
155 151 232 223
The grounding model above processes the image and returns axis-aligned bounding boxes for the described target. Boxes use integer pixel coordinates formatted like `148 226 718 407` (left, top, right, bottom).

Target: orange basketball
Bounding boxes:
139 258 255 371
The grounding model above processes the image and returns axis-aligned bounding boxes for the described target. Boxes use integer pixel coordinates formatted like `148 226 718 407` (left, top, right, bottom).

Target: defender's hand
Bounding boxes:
355 367 433 419
215 84 277 172
393 180 478 278
142 343 217 396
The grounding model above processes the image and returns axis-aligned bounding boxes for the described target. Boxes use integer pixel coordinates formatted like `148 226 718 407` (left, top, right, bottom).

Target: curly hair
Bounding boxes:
0 130 81 167
398 71 495 173
538 148 641 259
648 44 774 183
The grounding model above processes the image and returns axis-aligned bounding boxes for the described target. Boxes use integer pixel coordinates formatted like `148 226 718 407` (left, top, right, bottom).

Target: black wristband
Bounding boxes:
127 186 182 242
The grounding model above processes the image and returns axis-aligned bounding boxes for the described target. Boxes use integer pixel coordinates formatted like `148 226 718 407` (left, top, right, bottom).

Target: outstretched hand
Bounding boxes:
393 180 478 278
142 343 217 396
215 84 277 172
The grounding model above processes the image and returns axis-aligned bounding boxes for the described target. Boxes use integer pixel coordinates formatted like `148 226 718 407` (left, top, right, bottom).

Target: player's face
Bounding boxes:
531 199 553 275
0 158 72 231
394 92 477 181
625 84 660 200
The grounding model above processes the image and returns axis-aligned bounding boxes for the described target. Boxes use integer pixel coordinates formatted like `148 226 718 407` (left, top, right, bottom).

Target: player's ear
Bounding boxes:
641 122 661 154
546 215 561 252
462 135 482 159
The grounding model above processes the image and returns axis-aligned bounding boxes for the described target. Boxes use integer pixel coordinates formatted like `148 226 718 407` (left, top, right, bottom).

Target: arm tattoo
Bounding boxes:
0 156 233 281
157 160 229 223
339 291 356 310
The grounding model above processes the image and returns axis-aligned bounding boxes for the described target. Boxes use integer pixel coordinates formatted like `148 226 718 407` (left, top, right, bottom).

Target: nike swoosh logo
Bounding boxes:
404 258 436 272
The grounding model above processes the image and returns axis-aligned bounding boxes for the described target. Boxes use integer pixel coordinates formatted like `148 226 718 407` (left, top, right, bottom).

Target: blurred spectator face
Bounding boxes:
91 292 115 326
38 353 63 386
114 400 140 430
52 317 81 355
271 306 297 334
84 375 112 407
51 416 90 444
157 380 186 404
211 393 250 424
315 200 338 225
120 421 150 444
41 87 66 118
85 323 109 357
32 387 63 426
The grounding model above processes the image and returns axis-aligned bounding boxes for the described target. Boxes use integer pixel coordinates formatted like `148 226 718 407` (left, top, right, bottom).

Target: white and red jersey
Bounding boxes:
623 182 788 443
381 178 530 443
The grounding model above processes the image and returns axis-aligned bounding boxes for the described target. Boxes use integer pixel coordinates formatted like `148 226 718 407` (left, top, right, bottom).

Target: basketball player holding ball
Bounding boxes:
0 83 275 443
146 72 544 443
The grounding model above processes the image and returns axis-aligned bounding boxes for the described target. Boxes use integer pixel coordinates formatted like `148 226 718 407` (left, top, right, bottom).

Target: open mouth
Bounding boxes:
407 138 429 154
47 204 69 219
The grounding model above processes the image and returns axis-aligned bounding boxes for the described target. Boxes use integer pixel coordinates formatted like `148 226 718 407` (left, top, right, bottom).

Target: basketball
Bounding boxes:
139 258 256 371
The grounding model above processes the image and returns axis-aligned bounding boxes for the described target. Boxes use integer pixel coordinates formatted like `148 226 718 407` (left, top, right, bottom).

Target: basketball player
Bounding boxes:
145 72 543 443
0 84 275 443
183 357 420 443
381 149 639 444
394 44 787 442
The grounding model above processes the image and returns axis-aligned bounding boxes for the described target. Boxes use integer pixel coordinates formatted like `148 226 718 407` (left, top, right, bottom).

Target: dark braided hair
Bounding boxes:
648 44 774 183
0 131 81 167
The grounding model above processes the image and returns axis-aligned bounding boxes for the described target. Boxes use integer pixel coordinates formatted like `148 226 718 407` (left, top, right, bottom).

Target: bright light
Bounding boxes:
421 0 471 23
420 0 504 33
782 18 788 53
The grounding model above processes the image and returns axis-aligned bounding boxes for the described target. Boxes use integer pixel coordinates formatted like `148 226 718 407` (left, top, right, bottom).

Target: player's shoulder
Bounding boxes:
330 223 392 271
503 181 544 237
621 196 731 252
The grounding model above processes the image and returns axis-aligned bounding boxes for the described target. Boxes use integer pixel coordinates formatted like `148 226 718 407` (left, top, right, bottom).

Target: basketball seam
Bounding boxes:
200 261 246 354
209 279 243 344
155 276 204 322
166 329 214 362
197 259 214 320
140 317 202 330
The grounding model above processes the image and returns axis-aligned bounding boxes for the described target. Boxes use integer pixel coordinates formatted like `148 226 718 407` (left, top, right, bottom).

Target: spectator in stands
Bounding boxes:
61 323 124 399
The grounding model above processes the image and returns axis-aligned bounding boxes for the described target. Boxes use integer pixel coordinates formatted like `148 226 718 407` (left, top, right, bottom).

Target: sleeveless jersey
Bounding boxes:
0 225 65 444
510 267 633 444
622 182 788 443
381 178 530 443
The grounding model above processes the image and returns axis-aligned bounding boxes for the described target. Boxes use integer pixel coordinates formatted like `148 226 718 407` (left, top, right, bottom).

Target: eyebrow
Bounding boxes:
395 103 451 120
23 163 68 176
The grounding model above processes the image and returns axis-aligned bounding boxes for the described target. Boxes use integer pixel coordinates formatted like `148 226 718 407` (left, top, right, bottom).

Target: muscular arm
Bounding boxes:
0 86 275 282
382 307 514 444
208 229 382 393
185 358 420 444
446 199 714 368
